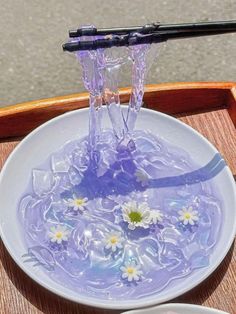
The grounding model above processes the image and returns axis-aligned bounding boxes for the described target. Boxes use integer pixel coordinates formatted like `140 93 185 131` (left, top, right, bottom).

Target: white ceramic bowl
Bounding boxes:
122 303 229 314
0 108 235 310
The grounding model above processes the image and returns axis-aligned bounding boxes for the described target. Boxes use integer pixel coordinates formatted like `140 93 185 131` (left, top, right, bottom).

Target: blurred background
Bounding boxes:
0 0 236 107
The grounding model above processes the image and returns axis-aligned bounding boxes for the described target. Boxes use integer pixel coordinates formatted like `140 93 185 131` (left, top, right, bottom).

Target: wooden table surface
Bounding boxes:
0 83 236 313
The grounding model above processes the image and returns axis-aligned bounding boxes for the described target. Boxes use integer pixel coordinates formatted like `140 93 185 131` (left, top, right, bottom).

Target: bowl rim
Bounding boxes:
123 302 229 314
0 107 235 310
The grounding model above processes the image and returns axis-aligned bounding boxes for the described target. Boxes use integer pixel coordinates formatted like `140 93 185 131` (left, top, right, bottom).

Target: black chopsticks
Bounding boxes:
69 20 236 37
63 20 236 52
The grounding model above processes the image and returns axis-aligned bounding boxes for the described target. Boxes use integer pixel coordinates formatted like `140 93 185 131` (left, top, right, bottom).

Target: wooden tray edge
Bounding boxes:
0 82 235 139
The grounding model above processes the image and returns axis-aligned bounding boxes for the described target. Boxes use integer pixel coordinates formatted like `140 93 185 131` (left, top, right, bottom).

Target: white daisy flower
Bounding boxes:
48 225 70 244
120 261 143 282
135 168 149 187
148 209 163 224
178 206 199 225
104 231 124 252
121 201 151 230
66 195 88 212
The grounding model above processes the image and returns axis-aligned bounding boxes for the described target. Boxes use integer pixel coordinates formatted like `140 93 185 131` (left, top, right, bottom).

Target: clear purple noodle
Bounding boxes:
18 29 223 301
126 44 150 131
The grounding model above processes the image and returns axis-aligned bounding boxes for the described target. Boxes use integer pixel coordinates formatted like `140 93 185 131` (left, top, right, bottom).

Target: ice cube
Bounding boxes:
198 229 211 246
182 242 201 259
51 153 70 173
33 169 55 196
68 167 83 185
161 227 182 245
190 253 209 269
135 137 157 152
72 152 89 172
96 161 107 177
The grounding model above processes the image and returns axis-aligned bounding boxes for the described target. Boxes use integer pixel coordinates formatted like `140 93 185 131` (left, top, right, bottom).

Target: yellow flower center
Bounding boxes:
184 213 191 219
75 198 84 206
55 232 63 239
128 211 142 223
110 236 118 244
127 267 134 274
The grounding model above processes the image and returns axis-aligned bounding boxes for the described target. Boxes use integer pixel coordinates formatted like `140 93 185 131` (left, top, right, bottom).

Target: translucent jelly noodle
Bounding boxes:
19 31 223 300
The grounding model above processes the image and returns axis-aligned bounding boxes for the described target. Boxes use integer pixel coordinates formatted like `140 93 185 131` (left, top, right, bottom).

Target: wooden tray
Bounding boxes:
0 82 235 314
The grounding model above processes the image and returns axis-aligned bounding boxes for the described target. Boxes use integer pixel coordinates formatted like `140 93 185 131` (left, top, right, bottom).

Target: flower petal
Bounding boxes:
189 218 194 225
142 211 150 218
128 224 136 230
133 274 139 281
139 203 149 211
142 223 150 229
127 275 133 282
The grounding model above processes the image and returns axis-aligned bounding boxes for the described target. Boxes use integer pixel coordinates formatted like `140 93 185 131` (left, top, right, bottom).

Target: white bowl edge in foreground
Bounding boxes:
122 303 229 314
